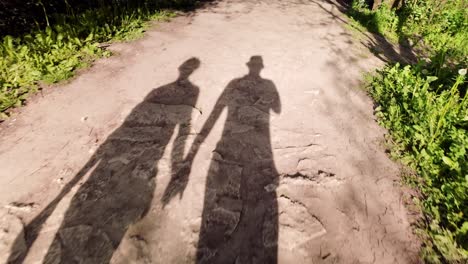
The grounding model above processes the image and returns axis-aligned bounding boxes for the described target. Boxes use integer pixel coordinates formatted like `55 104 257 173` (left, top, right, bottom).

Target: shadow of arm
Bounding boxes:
161 89 227 207
7 154 101 263
271 83 281 114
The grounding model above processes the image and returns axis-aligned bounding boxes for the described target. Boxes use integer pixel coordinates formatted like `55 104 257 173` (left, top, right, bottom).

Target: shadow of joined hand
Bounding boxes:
161 135 204 208
161 159 193 208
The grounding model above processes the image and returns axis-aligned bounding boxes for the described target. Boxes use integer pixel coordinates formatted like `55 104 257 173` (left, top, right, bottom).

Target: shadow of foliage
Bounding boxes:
0 0 212 37
345 1 417 63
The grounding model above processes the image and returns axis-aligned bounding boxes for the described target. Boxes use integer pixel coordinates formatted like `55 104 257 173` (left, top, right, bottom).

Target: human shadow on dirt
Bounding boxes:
163 56 281 263
7 58 201 264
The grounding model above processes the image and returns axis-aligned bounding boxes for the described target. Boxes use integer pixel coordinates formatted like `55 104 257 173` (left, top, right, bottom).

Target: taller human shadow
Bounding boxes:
165 56 281 263
8 58 201 264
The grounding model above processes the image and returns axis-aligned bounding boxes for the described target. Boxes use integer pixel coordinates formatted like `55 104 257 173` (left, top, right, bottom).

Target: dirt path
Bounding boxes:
0 0 420 263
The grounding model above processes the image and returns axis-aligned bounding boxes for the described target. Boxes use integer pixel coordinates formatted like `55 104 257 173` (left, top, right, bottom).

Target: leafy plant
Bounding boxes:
369 62 467 262
0 3 176 117
348 0 468 262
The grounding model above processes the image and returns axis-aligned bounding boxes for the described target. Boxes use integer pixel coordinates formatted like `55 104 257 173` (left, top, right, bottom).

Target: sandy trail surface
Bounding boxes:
0 0 419 263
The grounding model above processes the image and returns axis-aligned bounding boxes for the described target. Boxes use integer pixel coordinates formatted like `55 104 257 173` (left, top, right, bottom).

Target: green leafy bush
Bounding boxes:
0 3 176 117
398 0 468 62
0 0 199 37
348 0 468 262
370 62 467 263
349 0 468 61
348 0 400 42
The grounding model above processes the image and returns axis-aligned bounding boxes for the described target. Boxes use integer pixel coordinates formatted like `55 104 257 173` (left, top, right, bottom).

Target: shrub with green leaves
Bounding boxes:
370 62 467 262
398 0 468 62
0 29 102 113
349 0 468 62
348 0 401 42
348 0 468 262
0 4 175 117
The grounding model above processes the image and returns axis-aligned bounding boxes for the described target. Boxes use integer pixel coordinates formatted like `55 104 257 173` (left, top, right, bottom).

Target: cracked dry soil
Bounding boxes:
0 0 420 263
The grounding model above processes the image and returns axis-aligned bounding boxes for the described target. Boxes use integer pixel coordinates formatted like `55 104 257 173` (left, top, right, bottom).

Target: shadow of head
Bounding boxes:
178 57 201 80
247 55 264 76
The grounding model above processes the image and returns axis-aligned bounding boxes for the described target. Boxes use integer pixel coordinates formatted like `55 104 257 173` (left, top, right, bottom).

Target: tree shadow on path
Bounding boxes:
8 58 201 264
163 56 282 263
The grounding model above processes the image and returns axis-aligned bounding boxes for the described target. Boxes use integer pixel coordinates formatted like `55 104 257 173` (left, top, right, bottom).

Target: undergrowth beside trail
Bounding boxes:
348 0 467 262
370 63 467 263
0 2 183 118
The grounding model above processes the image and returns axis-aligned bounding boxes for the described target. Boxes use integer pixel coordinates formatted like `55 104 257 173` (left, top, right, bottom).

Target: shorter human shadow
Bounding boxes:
163 56 282 263
7 58 201 264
